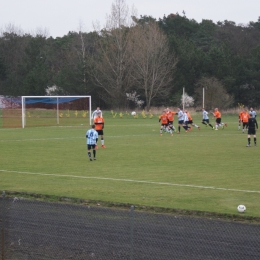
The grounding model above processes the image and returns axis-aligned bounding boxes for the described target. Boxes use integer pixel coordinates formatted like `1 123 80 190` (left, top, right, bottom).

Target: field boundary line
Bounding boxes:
1 169 260 194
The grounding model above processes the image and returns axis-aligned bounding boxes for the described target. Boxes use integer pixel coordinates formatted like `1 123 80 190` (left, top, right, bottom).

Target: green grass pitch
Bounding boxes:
0 112 259 217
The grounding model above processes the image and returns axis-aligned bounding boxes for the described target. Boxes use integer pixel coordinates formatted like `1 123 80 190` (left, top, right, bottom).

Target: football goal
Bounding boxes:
21 96 92 128
1 95 91 128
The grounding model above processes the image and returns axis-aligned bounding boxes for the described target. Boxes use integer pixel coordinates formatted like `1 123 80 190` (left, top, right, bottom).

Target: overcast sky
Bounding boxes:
1 0 259 38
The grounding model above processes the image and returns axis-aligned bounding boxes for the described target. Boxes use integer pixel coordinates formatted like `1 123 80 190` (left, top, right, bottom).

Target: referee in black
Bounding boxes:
247 113 258 147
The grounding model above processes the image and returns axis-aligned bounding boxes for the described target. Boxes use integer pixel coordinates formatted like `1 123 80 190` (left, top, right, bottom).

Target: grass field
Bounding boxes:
0 111 259 218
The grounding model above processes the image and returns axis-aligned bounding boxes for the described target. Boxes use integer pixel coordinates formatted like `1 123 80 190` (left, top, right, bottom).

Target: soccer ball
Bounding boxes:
237 205 246 213
131 111 136 116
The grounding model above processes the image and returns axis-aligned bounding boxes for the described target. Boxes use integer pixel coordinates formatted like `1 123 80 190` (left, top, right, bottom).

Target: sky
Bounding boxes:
1 0 259 38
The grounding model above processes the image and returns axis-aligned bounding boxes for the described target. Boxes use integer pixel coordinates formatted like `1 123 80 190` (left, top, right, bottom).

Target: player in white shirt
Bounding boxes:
177 108 184 133
201 108 214 129
86 124 98 161
250 107 257 118
92 107 102 120
183 111 190 132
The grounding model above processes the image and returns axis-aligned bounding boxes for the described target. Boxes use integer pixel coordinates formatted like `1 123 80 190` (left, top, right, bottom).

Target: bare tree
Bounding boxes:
91 0 137 108
195 77 234 110
129 21 177 110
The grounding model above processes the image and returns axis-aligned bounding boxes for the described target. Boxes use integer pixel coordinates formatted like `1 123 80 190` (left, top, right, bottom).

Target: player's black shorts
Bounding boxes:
202 119 209 123
248 128 256 135
187 120 193 124
216 118 221 124
243 122 248 128
87 144 96 150
161 124 168 127
178 120 184 124
97 130 104 135
168 121 173 125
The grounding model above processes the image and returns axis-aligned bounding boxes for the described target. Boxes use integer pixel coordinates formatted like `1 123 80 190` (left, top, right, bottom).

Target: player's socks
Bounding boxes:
254 138 256 146
93 150 96 158
178 126 180 132
209 123 213 128
88 152 93 161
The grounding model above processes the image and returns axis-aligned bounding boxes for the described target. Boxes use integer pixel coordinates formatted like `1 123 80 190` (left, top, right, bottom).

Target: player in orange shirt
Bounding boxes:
212 108 227 130
185 110 200 130
241 109 250 133
166 108 177 134
159 110 170 136
94 112 106 148
238 110 243 130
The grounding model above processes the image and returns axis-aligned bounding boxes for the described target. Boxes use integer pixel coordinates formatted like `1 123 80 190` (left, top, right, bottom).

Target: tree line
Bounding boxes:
0 0 260 110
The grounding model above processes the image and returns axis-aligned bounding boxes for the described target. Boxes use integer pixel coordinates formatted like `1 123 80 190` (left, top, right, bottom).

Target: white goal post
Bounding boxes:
21 95 92 128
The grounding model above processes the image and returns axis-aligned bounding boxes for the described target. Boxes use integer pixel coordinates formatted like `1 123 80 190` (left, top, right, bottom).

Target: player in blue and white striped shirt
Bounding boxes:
201 108 214 129
177 108 184 133
250 107 257 118
86 125 98 161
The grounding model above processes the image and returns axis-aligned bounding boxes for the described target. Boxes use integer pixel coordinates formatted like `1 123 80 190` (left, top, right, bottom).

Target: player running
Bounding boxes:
183 110 191 132
177 108 185 134
159 110 170 136
201 108 214 129
185 110 200 130
166 108 177 134
212 108 227 130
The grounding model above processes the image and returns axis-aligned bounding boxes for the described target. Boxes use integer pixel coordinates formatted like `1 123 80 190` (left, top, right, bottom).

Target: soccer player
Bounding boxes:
238 110 243 130
166 108 176 134
201 108 214 129
159 110 169 136
94 112 106 148
177 108 184 133
92 107 102 120
185 109 200 130
250 107 257 118
212 108 227 130
86 124 98 161
183 110 190 132
246 113 258 147
241 109 250 133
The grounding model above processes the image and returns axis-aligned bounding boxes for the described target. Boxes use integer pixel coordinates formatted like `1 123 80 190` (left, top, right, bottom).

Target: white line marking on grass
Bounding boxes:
1 169 260 194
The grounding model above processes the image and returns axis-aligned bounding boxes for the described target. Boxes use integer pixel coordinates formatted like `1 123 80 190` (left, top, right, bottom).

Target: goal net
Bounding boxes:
1 96 92 128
